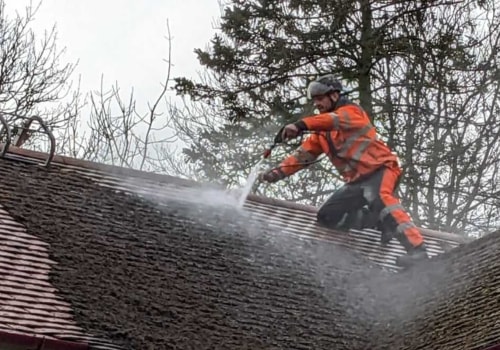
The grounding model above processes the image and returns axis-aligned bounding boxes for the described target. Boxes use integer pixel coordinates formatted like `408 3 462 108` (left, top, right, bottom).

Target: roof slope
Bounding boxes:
371 230 500 350
0 148 497 349
4 146 469 271
0 157 384 349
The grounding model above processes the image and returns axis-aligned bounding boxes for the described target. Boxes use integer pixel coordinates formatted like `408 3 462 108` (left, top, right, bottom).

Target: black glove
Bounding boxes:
274 121 307 144
281 124 301 141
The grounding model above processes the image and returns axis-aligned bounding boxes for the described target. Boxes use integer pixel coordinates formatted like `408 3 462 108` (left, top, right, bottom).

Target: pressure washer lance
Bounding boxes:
262 125 303 159
262 143 276 159
240 128 324 204
259 128 326 180
261 127 320 159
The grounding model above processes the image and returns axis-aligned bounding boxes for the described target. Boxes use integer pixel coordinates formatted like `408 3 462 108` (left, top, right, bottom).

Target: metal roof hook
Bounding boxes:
0 113 12 158
14 115 56 167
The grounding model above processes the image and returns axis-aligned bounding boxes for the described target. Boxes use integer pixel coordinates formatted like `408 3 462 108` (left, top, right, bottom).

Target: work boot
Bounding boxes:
396 243 429 268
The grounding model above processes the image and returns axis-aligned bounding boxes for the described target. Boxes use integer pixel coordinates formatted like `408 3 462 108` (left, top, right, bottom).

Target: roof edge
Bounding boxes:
3 145 471 244
0 330 88 350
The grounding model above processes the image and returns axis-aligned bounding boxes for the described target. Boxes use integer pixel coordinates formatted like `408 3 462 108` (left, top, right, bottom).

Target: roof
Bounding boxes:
371 229 500 350
0 146 497 349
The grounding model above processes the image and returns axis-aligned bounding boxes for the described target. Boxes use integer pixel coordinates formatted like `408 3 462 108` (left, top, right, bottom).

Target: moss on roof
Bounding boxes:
372 230 500 350
0 158 498 350
0 160 378 349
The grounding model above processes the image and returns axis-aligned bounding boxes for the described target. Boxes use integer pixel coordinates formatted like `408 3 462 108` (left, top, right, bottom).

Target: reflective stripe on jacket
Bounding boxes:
278 101 401 183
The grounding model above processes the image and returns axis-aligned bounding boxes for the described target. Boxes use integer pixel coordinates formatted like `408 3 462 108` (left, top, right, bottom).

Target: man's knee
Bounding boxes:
317 205 345 228
316 205 337 225
317 205 372 231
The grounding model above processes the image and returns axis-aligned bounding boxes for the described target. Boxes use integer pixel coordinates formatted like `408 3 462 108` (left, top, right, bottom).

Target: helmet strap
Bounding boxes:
327 93 340 112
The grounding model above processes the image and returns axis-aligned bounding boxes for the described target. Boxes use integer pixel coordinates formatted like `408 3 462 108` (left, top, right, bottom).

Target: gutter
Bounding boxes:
0 330 88 350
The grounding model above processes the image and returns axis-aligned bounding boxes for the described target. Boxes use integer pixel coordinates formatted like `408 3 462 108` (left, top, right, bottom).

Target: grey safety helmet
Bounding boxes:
306 74 343 99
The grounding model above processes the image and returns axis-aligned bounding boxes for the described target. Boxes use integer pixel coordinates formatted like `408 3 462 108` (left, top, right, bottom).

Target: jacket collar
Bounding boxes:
332 95 352 110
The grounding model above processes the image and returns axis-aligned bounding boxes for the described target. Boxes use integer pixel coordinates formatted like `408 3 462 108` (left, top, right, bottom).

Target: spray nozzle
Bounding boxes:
263 144 276 159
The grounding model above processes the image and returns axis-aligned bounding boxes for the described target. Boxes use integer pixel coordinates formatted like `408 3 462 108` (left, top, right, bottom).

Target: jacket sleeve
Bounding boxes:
276 133 324 178
295 105 368 132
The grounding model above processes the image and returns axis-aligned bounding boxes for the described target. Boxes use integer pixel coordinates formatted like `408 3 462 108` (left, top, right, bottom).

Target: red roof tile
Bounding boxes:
0 192 122 349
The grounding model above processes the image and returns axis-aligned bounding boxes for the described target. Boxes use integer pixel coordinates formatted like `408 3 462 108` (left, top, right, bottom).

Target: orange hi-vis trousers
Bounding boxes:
316 166 424 251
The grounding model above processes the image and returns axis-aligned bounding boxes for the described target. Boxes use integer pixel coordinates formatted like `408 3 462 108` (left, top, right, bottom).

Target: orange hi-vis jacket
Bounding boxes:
278 101 401 183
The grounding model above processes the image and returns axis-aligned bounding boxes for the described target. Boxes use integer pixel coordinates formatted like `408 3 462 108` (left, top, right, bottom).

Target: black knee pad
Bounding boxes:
316 207 345 228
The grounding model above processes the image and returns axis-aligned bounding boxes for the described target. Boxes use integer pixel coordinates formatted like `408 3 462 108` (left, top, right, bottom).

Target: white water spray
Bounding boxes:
116 158 266 213
237 159 264 208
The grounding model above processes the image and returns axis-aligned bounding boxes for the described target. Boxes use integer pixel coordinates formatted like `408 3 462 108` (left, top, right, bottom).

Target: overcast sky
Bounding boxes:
6 0 221 107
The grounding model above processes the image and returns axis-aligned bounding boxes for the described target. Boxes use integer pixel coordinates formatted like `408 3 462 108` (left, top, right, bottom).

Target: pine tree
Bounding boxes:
173 0 500 235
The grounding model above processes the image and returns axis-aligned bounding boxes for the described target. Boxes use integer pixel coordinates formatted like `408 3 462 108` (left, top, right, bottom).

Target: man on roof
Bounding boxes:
259 74 429 267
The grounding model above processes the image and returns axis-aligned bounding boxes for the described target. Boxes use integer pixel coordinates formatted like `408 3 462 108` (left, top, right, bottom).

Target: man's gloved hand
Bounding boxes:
274 120 307 144
281 123 301 141
259 168 283 183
